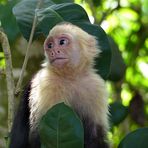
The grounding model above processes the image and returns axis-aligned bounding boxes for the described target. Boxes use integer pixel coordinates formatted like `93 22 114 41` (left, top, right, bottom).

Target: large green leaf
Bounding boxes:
0 0 20 43
36 3 89 36
13 0 55 40
13 1 89 40
108 36 126 82
39 103 84 148
110 101 128 126
118 128 148 148
53 0 74 3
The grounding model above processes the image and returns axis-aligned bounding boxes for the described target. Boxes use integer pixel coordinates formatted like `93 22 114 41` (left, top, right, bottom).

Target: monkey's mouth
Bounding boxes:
51 57 68 63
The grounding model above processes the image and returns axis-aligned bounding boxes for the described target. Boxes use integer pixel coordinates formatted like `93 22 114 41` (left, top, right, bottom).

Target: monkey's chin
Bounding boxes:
51 58 69 68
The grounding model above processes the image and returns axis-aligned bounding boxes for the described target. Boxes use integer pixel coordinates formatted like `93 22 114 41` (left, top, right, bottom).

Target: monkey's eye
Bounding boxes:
59 38 68 46
47 42 53 49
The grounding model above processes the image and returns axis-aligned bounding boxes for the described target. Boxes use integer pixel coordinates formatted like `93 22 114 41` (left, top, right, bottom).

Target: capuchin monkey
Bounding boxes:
10 22 109 148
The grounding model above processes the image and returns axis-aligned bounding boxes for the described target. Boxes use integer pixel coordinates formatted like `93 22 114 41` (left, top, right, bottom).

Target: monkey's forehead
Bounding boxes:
46 33 73 41
49 26 73 36
49 23 86 36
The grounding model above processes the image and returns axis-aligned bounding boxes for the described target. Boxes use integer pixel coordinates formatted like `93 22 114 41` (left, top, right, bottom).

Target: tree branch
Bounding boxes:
99 4 121 24
15 0 43 96
0 68 5 75
85 0 98 24
0 31 15 132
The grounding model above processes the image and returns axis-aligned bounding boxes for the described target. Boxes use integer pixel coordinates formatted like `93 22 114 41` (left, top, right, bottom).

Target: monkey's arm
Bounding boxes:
9 83 31 148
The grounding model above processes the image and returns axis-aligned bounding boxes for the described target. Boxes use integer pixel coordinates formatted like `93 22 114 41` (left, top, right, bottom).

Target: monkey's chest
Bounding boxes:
29 79 96 131
61 81 97 119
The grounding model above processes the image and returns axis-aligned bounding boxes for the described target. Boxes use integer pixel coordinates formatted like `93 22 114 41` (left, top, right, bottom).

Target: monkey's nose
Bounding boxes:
50 49 61 57
50 51 55 57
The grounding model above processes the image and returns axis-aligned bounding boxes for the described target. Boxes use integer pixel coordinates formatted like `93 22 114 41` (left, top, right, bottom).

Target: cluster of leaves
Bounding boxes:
83 0 148 147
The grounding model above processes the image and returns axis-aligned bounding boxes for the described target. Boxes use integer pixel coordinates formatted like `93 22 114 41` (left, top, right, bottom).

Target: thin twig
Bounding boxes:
0 31 15 132
15 0 43 96
85 0 98 23
99 1 121 24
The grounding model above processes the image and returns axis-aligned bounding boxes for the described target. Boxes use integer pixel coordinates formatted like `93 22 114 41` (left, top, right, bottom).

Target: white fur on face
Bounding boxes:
70 46 81 67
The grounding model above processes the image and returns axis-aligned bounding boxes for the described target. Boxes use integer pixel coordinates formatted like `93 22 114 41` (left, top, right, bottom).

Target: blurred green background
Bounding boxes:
0 0 148 147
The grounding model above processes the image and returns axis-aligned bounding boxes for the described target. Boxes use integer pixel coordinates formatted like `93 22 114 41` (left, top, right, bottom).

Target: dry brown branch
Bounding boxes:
0 68 5 75
0 31 15 132
15 0 43 96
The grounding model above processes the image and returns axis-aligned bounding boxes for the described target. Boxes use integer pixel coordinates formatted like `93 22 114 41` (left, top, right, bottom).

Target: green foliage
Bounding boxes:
110 101 128 126
0 0 20 43
39 103 84 148
0 0 148 147
92 0 101 7
13 0 90 41
36 4 89 36
53 0 74 3
0 52 5 68
108 37 126 81
118 128 148 148
0 0 7 5
12 0 54 41
12 0 111 79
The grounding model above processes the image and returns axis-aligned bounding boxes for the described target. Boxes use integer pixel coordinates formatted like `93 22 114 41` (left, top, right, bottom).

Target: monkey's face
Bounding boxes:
44 33 81 68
